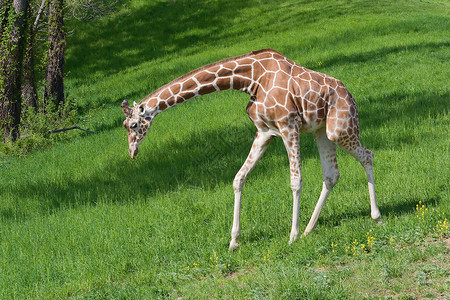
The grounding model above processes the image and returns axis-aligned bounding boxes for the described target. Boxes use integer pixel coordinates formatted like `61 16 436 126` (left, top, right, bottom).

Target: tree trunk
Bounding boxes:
21 3 37 108
0 0 9 38
45 0 64 109
0 0 29 141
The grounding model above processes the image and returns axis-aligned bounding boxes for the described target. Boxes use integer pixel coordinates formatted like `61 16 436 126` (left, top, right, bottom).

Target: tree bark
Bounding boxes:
44 0 65 109
21 3 37 108
0 0 29 141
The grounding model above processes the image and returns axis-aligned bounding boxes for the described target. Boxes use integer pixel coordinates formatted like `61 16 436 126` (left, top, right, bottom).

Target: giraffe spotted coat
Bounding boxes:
122 49 381 250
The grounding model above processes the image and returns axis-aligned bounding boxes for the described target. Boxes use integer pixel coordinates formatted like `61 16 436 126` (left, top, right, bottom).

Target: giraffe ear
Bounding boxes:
121 99 132 117
139 104 146 116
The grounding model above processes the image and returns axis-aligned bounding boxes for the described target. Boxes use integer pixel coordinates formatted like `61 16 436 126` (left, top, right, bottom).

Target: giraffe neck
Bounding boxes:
142 55 257 114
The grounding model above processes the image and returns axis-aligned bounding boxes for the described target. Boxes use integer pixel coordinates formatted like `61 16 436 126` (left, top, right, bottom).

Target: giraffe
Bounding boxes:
121 49 382 251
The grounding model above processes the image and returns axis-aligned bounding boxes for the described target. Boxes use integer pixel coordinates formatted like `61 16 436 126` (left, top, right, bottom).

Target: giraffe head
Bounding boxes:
121 99 153 159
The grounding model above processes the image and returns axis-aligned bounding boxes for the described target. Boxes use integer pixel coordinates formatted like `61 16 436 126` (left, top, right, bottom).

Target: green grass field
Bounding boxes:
1 0 449 298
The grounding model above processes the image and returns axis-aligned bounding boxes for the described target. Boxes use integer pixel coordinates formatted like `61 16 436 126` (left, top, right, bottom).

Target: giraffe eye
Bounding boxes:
130 122 138 129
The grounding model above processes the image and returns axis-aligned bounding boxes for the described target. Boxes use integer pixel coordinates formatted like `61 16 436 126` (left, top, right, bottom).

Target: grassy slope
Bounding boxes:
0 0 449 298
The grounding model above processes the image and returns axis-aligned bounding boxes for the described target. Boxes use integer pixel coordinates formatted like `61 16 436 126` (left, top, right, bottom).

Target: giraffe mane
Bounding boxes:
142 48 283 103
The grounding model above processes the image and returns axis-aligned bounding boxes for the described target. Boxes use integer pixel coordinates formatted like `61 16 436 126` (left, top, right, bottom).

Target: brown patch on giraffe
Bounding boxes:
199 84 217 95
233 76 252 91
311 73 325 86
342 120 349 129
255 51 274 59
272 52 284 60
306 100 318 113
265 96 276 108
298 79 310 97
290 65 301 77
300 96 311 111
246 101 257 117
260 59 279 72
348 118 355 128
222 61 238 70
252 60 264 72
309 81 321 96
207 65 220 73
235 64 252 76
336 85 347 98
257 104 265 114
159 88 172 100
217 67 232 78
216 77 231 90
285 101 298 115
328 79 338 89
147 98 158 108
252 64 266 81
182 92 196 100
272 105 290 120
316 96 325 110
145 117 152 122
158 101 168 111
317 108 325 119
349 104 356 117
269 87 288 106
277 61 292 75
336 98 348 110
237 58 256 65
175 97 185 104
170 83 182 95
274 72 289 88
195 71 216 85
182 78 198 91
290 78 302 96
258 73 274 91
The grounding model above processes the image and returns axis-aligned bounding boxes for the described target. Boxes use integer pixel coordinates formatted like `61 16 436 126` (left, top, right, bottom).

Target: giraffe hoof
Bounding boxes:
229 240 239 251
374 216 383 224
289 234 298 245
371 212 382 223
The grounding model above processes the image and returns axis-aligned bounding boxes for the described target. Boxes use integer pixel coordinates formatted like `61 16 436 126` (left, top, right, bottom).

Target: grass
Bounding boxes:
0 0 449 298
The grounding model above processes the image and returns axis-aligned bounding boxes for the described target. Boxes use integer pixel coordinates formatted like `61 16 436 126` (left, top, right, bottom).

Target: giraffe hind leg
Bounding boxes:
304 129 340 235
335 134 382 222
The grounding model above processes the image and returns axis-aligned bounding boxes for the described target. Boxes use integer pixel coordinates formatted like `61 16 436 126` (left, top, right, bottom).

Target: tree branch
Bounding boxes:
20 126 96 139
50 126 95 134
32 0 46 30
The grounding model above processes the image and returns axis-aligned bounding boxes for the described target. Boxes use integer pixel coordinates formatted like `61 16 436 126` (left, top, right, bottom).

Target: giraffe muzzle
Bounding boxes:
129 144 139 159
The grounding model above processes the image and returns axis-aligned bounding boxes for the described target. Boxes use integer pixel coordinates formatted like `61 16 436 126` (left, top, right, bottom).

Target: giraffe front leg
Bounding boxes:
281 127 302 245
229 131 274 251
289 181 302 244
229 191 241 251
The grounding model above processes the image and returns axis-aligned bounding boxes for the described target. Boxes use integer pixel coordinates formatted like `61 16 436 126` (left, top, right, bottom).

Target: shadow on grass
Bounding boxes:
356 90 448 150
66 0 440 81
315 196 442 230
313 41 449 69
67 0 257 79
0 124 298 218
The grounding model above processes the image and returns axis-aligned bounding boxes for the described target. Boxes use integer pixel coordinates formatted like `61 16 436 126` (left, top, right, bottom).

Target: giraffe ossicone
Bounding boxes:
121 49 382 250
